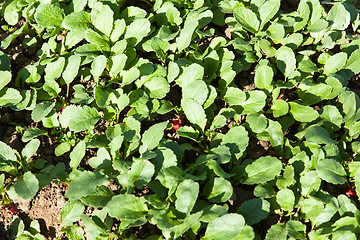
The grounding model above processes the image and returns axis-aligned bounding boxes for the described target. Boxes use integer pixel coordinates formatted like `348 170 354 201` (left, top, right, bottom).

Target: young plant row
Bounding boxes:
1 0 360 239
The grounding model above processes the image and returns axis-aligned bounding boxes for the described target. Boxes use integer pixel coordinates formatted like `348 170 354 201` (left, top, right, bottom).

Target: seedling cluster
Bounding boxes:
1 0 360 239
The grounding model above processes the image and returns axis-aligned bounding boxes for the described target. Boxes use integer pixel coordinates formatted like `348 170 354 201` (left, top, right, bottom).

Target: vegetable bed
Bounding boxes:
1 0 360 239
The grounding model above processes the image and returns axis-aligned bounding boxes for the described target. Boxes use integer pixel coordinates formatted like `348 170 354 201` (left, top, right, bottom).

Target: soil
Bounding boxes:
0 182 66 240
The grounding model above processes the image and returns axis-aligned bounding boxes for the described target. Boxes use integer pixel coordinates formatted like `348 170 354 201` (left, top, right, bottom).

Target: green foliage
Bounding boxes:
1 0 360 239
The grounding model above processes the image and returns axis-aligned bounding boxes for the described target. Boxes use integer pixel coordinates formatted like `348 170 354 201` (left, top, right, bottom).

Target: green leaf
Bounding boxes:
349 121 360 137
88 148 112 170
8 172 39 200
173 212 203 239
223 87 246 105
0 51 11 88
267 23 285 43
308 18 328 32
34 4 64 28
91 4 114 37
204 177 233 203
218 1 243 13
177 126 199 141
60 200 85 226
240 90 267 114
62 11 92 31
265 120 284 151
107 194 148 220
146 37 171 59
111 19 126 42
323 52 347 75
65 171 109 200
129 160 155 189
43 79 61 98
94 86 111 108
300 83 333 105
176 18 198 52
327 3 350 30
276 46 296 78
182 80 209 106
221 125 249 158
90 55 107 80
22 127 47 142
109 54 127 78
276 188 295 212
181 98 207 131
234 7 260 33
265 223 287 240
70 141 86 170
207 160 234 178
0 88 22 107
85 28 110 50
299 197 324 224
80 186 114 207
259 39 276 58
200 205 228 223
276 165 295 189
129 89 149 107
31 101 55 122
254 65 273 92
63 55 81 85
139 122 167 154
72 0 87 13
284 33 303 50
0 71 11 92
45 57 66 82
355 168 360 201
242 156 282 184
298 59 318 73
305 126 336 144
286 220 306 239
55 142 71 157
259 0 280 30
344 49 360 74
203 213 245 240
210 115 227 130
272 100 289 118
3 0 20 26
289 102 319 122
175 179 199 215
60 225 84 239
121 68 140 86
144 77 170 99
176 63 204 88
125 18 151 46
60 105 101 132
237 198 270 225
81 214 108 238
332 231 357 240
316 158 346 184
246 113 268 133
21 139 40 162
